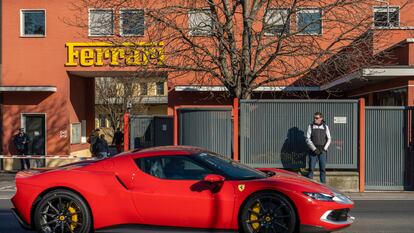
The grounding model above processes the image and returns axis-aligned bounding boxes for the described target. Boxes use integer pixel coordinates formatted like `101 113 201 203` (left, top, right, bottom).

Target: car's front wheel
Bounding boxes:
33 189 92 233
240 192 296 233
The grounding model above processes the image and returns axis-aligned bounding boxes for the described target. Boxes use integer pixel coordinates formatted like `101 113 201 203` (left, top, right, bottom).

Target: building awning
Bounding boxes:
321 66 414 91
95 96 167 105
174 85 320 92
175 66 414 93
0 86 57 92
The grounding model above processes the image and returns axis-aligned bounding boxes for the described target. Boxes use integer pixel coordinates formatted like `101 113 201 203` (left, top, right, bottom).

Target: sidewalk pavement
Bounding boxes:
0 172 16 192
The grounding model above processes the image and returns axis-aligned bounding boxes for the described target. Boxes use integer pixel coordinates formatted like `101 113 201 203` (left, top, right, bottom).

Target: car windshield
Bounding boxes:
195 152 267 180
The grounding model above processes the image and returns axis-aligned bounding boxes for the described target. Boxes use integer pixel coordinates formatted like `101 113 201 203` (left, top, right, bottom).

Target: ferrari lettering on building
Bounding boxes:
65 42 165 67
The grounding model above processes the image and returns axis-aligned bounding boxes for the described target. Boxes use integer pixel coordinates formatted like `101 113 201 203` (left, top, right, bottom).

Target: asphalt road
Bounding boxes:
1 199 413 233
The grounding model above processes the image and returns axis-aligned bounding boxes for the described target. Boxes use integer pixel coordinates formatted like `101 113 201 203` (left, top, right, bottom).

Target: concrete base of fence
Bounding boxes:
1 156 90 171
309 171 359 192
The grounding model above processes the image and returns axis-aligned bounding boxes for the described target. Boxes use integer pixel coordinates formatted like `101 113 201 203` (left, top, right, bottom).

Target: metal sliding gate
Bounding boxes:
240 100 358 169
365 107 411 190
130 116 173 149
178 108 232 158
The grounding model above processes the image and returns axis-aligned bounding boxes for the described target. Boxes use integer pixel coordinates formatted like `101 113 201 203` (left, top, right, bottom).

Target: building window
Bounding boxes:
21 10 46 36
156 82 165 95
89 9 114 36
373 7 399 28
140 83 148 96
120 9 145 36
297 9 322 35
264 9 289 35
188 9 213 36
373 88 406 106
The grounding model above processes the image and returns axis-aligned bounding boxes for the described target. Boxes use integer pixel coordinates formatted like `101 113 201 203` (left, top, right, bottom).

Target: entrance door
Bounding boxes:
23 114 46 155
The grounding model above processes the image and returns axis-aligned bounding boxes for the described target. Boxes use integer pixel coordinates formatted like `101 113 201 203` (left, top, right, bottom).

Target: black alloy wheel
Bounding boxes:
240 192 296 233
34 189 92 233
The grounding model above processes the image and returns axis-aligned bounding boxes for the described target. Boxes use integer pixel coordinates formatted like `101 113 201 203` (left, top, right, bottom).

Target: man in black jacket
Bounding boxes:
87 129 100 157
94 134 110 159
112 128 124 154
305 112 332 183
13 128 31 170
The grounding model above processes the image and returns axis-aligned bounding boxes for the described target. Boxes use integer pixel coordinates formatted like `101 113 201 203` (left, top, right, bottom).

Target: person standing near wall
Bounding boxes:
87 129 100 157
94 134 109 159
306 112 332 183
112 128 124 154
13 128 30 170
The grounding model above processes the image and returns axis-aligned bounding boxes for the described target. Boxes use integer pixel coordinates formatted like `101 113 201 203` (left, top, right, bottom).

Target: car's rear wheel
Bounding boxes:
33 189 92 233
240 192 296 233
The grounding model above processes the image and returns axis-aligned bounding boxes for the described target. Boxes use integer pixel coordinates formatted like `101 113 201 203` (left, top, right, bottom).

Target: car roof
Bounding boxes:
127 146 207 158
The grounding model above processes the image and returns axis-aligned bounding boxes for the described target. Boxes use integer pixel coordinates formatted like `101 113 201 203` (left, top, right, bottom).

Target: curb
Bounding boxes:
347 192 414 201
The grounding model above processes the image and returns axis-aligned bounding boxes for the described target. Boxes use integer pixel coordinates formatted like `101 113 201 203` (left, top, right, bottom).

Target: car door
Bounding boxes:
130 155 236 229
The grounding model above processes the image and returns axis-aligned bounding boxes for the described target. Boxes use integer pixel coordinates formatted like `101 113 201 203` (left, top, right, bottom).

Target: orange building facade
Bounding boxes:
1 0 414 156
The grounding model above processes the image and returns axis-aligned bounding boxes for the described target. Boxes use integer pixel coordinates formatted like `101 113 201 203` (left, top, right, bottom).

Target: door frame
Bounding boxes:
20 113 47 155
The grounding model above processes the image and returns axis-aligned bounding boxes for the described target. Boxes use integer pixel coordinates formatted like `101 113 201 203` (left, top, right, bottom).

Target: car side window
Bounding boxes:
135 156 214 180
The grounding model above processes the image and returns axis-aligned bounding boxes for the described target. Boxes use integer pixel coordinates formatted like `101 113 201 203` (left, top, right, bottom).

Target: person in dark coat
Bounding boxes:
87 129 100 157
112 128 124 154
13 128 31 170
94 134 109 159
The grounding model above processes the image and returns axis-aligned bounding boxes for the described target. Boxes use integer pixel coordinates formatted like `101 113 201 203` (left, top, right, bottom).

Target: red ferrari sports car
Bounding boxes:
11 146 354 233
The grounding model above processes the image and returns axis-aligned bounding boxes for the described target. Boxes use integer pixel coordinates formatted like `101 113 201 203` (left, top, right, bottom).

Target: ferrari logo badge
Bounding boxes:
238 184 246 192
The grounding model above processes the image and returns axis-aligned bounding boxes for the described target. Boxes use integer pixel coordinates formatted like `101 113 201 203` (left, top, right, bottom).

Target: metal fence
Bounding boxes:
365 107 410 190
240 100 358 169
178 108 232 158
130 116 173 149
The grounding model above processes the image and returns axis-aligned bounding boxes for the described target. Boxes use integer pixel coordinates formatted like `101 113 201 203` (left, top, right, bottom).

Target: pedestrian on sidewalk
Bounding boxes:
13 128 31 170
112 127 124 154
87 129 100 157
305 112 332 183
94 134 110 159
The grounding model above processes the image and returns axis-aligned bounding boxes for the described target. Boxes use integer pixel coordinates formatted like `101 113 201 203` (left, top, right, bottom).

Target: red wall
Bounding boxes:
2 0 414 154
1 0 92 155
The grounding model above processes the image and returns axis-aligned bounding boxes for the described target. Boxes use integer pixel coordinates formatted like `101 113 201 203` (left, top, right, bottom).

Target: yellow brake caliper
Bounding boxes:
68 205 79 231
250 202 261 230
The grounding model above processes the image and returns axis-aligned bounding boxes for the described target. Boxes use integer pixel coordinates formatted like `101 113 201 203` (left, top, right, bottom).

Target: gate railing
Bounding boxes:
364 106 413 191
240 99 359 169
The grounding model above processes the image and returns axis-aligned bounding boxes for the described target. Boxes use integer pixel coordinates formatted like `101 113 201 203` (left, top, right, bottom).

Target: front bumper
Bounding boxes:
294 193 355 232
320 208 354 225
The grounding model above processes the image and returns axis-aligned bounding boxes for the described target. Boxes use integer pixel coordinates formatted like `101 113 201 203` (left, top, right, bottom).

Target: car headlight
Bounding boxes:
332 193 354 204
304 192 334 201
304 192 354 204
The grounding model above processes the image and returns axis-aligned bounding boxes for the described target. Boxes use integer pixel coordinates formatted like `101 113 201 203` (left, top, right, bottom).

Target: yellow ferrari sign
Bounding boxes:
238 184 246 192
65 42 164 67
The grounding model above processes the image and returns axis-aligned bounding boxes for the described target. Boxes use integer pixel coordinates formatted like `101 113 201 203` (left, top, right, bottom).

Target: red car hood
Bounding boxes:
258 168 336 195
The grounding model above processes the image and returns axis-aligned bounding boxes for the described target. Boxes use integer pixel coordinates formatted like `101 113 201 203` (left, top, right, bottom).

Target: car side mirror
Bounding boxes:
204 174 225 183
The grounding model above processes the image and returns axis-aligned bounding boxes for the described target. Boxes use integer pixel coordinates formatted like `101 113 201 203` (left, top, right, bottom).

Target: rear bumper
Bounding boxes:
11 208 33 230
